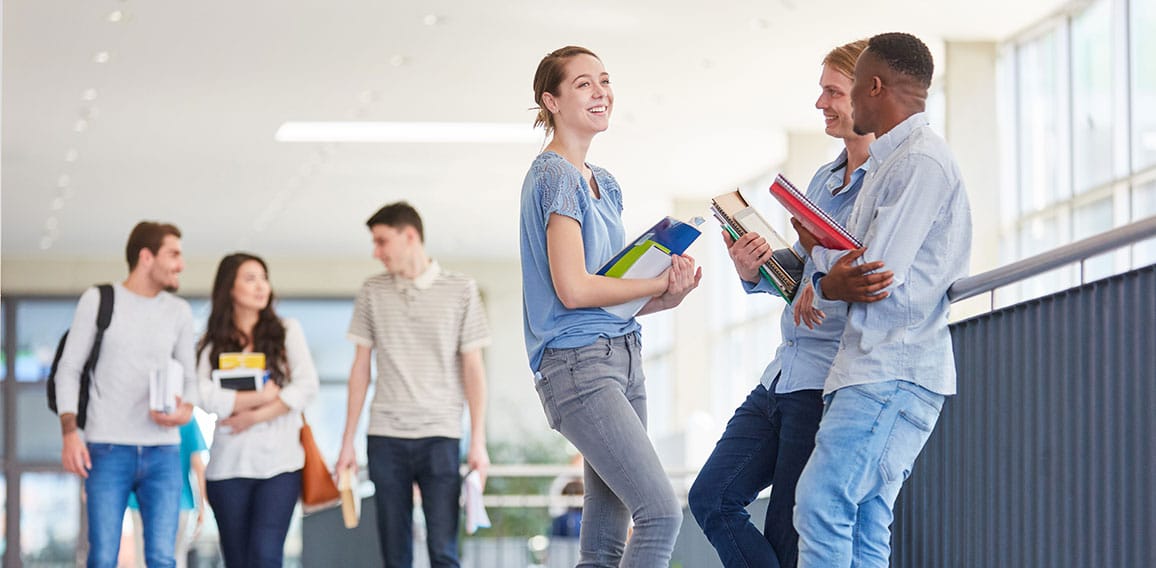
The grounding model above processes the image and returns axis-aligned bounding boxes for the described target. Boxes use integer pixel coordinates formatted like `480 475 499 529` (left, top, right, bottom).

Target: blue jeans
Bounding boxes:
86 443 181 568
535 333 682 567
689 380 823 568
794 380 944 568
205 470 301 568
367 435 462 568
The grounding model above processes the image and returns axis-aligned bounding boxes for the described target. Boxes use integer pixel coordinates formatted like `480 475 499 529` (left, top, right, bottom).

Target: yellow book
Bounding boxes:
218 352 266 370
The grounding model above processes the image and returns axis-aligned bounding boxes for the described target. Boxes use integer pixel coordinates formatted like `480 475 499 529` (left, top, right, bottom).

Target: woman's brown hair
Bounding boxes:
197 253 289 386
532 45 600 136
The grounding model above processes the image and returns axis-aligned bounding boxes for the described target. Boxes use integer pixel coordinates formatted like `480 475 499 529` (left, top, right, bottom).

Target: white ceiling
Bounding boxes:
2 0 1064 264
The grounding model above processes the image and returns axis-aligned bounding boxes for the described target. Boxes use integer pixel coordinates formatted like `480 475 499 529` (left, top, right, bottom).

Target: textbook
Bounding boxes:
769 174 861 251
149 359 184 414
710 190 804 302
218 352 266 371
596 216 703 319
213 352 267 391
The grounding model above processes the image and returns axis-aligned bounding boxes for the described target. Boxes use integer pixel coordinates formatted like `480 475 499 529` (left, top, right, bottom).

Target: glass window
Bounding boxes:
1134 179 1156 266
1017 29 1069 213
276 299 355 381
14 300 77 382
1073 195 1118 280
20 473 80 565
1070 0 1117 193
187 298 210 336
1132 0 1156 170
17 385 65 462
1016 212 1077 299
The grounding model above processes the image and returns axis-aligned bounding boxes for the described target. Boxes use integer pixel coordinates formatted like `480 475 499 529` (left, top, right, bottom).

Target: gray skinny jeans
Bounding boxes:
535 333 682 567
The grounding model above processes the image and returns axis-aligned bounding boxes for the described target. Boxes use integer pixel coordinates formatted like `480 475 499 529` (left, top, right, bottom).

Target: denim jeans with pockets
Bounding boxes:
688 379 823 567
794 380 944 568
86 443 181 568
367 435 462 568
535 333 682 567
205 469 302 567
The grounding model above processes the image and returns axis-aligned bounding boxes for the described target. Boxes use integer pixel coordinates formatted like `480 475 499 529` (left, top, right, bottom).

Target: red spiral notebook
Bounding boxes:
769 174 861 250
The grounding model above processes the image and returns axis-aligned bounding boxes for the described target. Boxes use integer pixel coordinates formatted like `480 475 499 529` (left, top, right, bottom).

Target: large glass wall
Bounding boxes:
1000 0 1156 302
1132 0 1156 171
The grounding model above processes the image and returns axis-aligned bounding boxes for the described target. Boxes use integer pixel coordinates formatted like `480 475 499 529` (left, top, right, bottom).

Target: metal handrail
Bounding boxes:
948 215 1156 303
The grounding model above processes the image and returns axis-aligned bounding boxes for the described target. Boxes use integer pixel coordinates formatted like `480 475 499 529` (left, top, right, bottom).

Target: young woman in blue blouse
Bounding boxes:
518 45 701 567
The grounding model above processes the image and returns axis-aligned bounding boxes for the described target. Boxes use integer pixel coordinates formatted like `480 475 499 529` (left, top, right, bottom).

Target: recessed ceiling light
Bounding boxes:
93 51 111 64
389 55 408 67
275 122 541 144
423 14 441 26
108 10 124 23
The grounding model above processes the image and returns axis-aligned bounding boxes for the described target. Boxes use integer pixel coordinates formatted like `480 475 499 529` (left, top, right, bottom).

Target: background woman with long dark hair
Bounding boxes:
197 253 319 567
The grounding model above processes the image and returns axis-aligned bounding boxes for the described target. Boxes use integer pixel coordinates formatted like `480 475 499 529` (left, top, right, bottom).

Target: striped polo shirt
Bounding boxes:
347 261 491 439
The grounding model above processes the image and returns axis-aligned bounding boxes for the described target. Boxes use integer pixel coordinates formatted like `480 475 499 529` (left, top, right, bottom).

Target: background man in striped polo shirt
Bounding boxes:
336 202 492 568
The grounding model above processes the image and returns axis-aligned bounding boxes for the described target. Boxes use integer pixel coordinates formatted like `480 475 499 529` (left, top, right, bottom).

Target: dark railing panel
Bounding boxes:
893 265 1156 567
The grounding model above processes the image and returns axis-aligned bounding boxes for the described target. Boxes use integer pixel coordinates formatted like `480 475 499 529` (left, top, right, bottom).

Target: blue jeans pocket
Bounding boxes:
879 397 938 484
534 373 562 430
87 443 116 457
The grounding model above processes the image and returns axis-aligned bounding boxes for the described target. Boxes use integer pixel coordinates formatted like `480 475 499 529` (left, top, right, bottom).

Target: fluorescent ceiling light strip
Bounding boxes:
275 121 541 143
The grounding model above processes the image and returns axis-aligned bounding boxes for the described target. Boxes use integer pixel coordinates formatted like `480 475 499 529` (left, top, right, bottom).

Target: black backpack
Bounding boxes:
46 284 114 430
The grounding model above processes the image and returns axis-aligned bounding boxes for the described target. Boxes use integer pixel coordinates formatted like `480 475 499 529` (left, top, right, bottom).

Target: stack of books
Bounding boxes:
710 190 804 302
596 216 703 319
768 174 861 250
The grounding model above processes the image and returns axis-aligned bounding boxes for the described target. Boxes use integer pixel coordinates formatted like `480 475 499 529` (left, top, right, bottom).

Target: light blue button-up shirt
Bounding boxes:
810 112 972 396
743 149 868 394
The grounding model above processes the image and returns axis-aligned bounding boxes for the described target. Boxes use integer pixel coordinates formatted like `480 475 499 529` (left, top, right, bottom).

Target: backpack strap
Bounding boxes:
95 284 113 330
86 283 114 365
75 284 114 429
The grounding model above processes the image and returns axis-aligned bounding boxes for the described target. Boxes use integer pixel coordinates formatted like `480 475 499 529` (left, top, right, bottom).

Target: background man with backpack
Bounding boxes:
54 221 199 568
